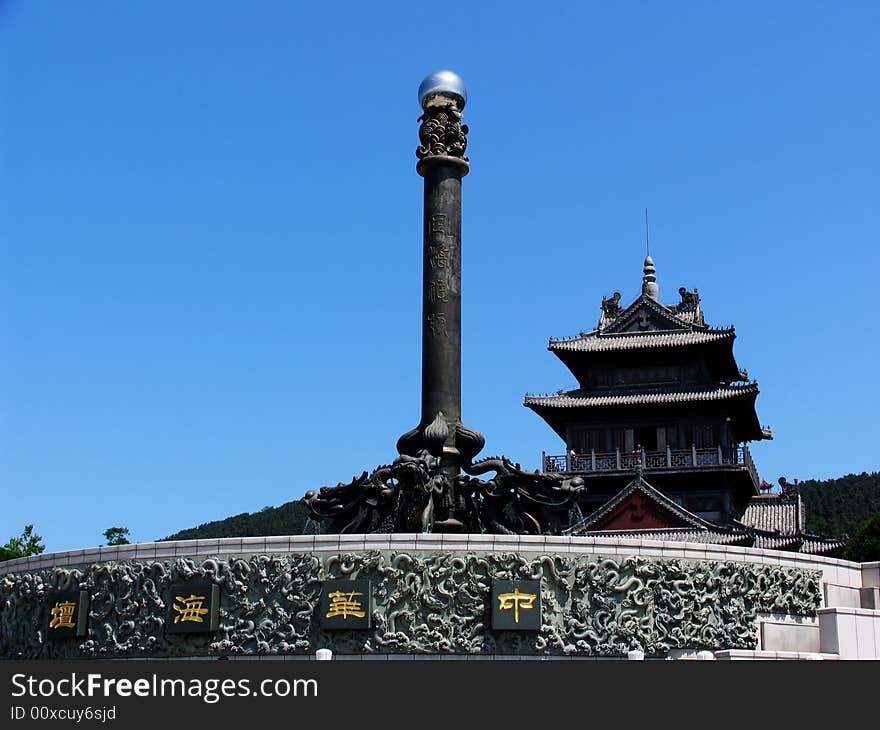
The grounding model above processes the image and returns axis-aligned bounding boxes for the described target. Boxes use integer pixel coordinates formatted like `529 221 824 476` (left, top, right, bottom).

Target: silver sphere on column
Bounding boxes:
418 70 467 109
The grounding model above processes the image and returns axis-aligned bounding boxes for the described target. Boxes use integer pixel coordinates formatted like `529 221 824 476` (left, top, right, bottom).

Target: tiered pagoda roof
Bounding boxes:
526 382 759 409
548 328 735 353
524 256 771 443
520 255 842 555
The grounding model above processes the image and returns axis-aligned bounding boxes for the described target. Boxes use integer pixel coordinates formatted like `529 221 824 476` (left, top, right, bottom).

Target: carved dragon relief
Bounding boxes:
1 553 821 659
303 450 586 535
305 409 585 535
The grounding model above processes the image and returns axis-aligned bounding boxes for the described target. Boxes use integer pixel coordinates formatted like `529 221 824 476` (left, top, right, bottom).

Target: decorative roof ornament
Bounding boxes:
598 291 622 330
671 286 705 326
642 255 659 300
677 287 699 309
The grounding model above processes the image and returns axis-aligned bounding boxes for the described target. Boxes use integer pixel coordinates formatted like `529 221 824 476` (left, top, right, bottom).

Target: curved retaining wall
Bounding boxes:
0 534 870 659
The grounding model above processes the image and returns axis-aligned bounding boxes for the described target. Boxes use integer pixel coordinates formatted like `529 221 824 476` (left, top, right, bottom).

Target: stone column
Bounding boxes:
418 129 467 475
397 71 483 483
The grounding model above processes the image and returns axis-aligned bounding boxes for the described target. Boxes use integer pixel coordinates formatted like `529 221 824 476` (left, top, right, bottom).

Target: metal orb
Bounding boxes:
418 70 467 109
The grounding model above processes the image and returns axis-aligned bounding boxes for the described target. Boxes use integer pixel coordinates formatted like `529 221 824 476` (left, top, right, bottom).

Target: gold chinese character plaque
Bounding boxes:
320 580 371 630
46 591 89 639
492 580 541 631
165 580 220 634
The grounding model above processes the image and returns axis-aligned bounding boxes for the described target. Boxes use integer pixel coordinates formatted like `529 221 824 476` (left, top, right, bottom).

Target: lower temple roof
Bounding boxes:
564 474 846 556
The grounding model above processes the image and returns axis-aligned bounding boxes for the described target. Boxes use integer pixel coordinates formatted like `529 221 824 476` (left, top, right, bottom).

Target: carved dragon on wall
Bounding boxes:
0 552 822 659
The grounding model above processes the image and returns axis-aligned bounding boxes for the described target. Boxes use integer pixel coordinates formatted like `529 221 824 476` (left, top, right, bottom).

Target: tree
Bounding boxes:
103 527 131 546
0 525 46 562
844 512 880 563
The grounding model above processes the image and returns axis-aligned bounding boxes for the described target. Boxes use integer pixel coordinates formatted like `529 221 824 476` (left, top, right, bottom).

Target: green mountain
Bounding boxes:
162 500 314 541
798 471 880 537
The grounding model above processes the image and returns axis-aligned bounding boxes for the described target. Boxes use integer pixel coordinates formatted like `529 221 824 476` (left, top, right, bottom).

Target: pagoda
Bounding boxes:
525 256 843 554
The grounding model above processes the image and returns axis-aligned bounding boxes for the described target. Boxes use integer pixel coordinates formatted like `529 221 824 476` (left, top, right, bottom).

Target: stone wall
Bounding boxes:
1 535 850 659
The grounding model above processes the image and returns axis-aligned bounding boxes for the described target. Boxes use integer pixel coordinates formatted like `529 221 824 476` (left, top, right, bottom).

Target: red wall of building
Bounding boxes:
595 492 687 531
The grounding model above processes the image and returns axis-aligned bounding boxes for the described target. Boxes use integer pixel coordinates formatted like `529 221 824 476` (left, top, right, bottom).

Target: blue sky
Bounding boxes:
2 2 878 552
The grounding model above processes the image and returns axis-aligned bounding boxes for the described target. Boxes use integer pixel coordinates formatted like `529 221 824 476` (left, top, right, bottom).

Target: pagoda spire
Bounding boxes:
642 255 659 300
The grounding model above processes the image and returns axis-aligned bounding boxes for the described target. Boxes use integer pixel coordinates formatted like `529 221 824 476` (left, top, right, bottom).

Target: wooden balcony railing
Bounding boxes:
543 445 759 488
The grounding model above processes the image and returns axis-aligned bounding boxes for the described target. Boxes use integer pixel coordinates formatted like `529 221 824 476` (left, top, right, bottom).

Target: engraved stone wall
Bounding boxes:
0 551 822 658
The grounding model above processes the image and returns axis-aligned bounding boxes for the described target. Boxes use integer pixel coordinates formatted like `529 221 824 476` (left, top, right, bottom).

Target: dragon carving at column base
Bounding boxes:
303 446 586 535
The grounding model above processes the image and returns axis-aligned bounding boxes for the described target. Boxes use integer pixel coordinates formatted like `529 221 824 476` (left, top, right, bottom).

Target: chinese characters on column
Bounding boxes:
426 213 452 339
427 313 448 337
427 279 449 304
430 213 446 236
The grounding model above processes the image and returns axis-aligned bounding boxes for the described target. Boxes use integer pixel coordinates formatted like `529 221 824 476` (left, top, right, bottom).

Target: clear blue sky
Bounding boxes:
2 2 878 552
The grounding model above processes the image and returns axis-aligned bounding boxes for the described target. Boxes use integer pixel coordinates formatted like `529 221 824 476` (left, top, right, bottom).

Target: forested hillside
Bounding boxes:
798 471 880 537
162 500 312 541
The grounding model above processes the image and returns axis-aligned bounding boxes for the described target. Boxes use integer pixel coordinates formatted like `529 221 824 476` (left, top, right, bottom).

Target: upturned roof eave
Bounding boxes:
547 327 736 352
524 384 767 442
523 400 568 441
523 383 761 409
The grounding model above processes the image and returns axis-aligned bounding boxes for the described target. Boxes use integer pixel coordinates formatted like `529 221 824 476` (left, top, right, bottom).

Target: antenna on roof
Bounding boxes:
641 209 659 300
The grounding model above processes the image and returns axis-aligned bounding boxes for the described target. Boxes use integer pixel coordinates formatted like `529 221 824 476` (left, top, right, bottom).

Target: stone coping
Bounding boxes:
862 562 880 588
714 650 838 660
817 606 880 617
0 533 865 581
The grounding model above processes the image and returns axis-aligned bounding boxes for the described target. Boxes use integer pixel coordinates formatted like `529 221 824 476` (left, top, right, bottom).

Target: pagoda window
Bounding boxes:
568 428 606 453
610 428 633 452
613 366 681 386
659 365 681 382
720 419 732 448
657 425 681 450
693 424 714 448
688 494 723 518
